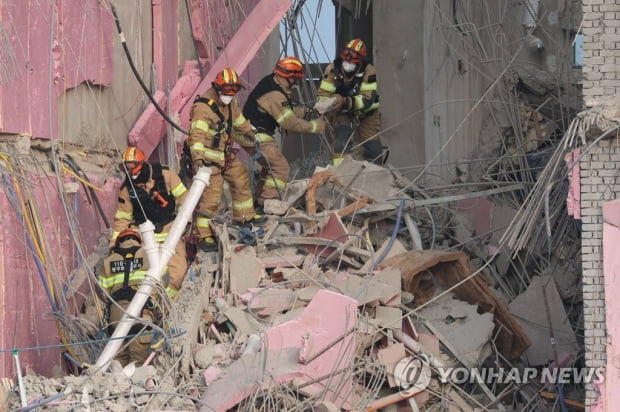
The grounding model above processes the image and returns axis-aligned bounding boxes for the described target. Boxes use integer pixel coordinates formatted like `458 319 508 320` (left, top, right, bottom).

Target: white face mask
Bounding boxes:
342 61 357 73
219 94 234 105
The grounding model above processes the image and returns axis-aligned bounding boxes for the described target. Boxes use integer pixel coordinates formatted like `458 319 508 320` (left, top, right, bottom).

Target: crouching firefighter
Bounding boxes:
188 67 267 253
112 146 189 299
98 229 160 366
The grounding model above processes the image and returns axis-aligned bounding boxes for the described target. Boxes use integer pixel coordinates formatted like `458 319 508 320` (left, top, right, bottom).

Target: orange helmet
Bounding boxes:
340 39 367 64
115 228 142 247
122 146 146 176
212 68 243 96
274 57 304 80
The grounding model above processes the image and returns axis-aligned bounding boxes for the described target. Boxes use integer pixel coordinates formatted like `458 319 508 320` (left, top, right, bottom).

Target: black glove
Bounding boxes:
341 95 354 112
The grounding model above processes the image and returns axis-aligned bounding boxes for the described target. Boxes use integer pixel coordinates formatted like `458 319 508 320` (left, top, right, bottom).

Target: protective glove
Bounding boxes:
193 159 207 170
313 96 339 115
340 95 354 112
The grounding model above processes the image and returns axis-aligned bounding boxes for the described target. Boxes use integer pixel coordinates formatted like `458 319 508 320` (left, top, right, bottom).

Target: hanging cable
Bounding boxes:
109 2 188 135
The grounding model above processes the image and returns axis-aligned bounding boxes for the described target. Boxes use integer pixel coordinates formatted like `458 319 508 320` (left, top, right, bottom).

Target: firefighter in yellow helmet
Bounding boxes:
239 56 326 208
111 146 189 299
316 39 388 166
188 68 267 252
98 229 158 366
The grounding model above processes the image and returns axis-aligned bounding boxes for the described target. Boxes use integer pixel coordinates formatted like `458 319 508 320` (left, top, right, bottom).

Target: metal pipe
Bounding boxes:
93 167 211 371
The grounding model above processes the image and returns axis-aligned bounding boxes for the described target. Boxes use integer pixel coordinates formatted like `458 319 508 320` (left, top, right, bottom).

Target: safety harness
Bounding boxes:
122 164 176 232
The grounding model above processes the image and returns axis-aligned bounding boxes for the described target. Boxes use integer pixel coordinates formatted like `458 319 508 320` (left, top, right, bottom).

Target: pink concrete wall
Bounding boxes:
0 173 119 378
602 199 620 410
0 0 113 138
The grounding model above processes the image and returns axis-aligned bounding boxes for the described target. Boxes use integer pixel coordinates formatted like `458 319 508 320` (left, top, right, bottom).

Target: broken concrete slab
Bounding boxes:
229 245 265 293
418 293 495 368
377 342 406 387
508 275 579 366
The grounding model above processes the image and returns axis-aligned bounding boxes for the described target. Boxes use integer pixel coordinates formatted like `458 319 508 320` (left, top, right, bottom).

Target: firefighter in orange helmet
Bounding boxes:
239 56 326 208
98 229 158 366
316 39 388 166
112 146 189 299
188 68 267 252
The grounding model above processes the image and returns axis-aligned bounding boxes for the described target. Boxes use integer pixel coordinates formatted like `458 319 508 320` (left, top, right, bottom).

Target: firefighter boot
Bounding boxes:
198 236 218 252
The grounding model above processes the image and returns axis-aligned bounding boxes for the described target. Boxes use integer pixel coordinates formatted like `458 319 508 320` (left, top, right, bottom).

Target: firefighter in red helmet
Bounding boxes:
188 68 267 252
98 228 158 366
316 39 388 166
112 146 189 299
239 56 326 208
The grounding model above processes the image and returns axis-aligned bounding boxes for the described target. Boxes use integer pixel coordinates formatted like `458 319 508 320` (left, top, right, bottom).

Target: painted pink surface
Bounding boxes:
0 173 120 378
151 0 180 92
128 91 168 157
178 0 292 131
565 148 581 219
591 381 606 412
130 63 202 159
601 199 620 410
0 0 113 138
201 290 357 410
457 192 493 238
266 289 357 409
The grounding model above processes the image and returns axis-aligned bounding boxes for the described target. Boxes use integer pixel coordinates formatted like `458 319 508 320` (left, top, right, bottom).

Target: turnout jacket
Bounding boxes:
112 163 188 243
240 74 323 146
188 87 254 166
317 59 380 115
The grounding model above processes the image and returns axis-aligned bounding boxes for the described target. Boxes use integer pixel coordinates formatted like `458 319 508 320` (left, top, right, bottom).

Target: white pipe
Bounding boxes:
93 167 211 371
13 350 27 407
141 220 159 269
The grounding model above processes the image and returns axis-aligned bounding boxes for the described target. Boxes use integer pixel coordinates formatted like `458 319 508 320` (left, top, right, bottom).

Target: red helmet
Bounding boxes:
274 57 304 80
340 38 367 64
212 68 243 96
116 228 142 247
122 146 146 176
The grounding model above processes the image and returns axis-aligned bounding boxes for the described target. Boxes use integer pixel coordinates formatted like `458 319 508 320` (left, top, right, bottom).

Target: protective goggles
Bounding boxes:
341 49 362 63
120 161 143 173
218 83 243 96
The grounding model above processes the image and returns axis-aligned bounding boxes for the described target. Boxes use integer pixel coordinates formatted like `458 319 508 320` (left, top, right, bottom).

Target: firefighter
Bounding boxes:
112 146 189 299
240 56 326 208
188 68 267 252
98 229 158 366
316 38 388 166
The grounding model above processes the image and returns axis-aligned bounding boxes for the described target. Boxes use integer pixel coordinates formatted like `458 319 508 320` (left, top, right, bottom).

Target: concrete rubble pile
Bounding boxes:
5 158 585 411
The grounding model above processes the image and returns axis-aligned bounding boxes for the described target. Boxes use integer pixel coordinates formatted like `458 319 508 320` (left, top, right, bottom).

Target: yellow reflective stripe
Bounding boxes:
319 80 336 93
98 272 147 289
276 108 294 124
196 216 210 228
310 120 319 133
166 286 179 298
235 135 254 146
190 141 205 152
232 197 254 212
353 95 365 111
255 133 275 143
190 120 210 133
111 231 120 241
233 114 247 127
203 147 225 163
365 101 380 112
155 232 168 242
360 82 377 92
333 157 344 167
171 182 187 198
114 210 133 220
264 176 286 190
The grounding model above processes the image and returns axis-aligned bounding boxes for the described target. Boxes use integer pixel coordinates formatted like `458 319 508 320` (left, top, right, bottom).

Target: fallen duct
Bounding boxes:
379 250 531 361
93 166 211 371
